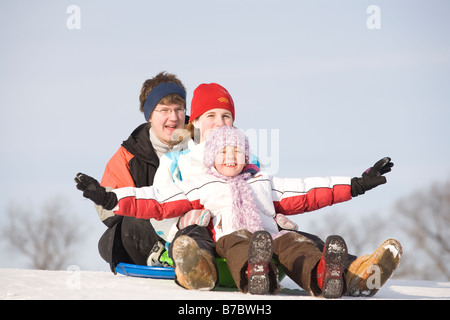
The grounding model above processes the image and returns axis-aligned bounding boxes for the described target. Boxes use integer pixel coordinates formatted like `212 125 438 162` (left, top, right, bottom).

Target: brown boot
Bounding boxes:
346 239 402 297
172 235 217 290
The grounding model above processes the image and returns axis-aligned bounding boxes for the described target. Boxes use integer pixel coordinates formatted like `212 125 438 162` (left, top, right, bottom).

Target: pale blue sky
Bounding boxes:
1 0 449 270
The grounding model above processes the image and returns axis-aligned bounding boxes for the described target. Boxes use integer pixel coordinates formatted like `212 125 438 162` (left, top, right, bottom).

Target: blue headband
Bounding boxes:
143 83 187 121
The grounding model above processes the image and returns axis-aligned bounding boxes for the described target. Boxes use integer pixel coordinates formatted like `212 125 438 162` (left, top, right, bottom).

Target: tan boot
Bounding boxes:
172 235 217 290
346 239 402 297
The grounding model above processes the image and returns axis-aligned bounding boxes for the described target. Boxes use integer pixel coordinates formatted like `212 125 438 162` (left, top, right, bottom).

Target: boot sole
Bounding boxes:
346 239 402 297
248 231 273 295
172 235 217 290
322 235 348 299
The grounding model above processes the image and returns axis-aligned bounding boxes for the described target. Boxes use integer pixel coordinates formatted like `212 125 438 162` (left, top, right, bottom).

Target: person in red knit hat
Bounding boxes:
185 82 235 143
150 82 264 250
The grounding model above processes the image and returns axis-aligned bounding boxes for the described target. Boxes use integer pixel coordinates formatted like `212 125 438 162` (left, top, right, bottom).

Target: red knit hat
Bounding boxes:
189 83 235 122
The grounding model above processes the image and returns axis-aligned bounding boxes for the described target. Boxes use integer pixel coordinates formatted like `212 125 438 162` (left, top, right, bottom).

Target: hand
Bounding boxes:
74 173 118 210
177 209 212 229
351 157 394 197
365 157 394 177
275 213 298 231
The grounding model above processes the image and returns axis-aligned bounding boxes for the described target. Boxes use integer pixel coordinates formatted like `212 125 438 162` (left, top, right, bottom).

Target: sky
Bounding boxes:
0 0 449 271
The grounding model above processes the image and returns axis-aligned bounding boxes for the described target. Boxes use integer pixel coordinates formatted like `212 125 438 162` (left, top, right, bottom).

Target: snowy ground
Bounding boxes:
1 268 450 300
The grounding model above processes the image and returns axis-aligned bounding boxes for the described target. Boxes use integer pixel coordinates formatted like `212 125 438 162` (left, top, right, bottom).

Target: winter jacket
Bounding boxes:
150 139 260 241
96 122 170 270
98 123 160 224
111 171 352 242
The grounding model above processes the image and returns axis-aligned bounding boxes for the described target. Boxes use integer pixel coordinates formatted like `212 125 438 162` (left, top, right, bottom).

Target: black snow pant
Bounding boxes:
99 216 161 273
168 225 217 263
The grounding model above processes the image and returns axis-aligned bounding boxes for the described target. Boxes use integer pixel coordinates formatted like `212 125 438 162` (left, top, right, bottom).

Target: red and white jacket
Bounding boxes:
111 172 352 242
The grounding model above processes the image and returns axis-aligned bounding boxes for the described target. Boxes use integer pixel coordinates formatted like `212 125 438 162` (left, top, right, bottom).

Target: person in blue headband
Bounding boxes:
96 72 190 274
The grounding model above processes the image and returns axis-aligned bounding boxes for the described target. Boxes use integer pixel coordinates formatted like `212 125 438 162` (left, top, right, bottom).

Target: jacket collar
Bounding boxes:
121 123 159 167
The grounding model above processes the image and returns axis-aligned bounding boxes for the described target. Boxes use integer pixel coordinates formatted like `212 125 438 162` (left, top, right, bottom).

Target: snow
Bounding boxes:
385 244 400 259
1 268 450 300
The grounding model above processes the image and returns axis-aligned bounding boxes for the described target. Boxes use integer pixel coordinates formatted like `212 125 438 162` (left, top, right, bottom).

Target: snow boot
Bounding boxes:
346 239 402 297
171 235 217 291
316 235 348 299
247 231 274 295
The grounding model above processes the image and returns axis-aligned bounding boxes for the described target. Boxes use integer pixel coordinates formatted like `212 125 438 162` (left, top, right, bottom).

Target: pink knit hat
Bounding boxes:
203 126 264 235
203 126 250 169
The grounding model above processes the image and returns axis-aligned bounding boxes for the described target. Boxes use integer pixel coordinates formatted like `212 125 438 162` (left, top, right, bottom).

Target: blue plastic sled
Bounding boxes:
115 262 175 280
115 258 286 288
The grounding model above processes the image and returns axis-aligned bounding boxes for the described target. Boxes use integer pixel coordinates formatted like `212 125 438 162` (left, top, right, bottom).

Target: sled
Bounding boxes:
115 250 175 279
115 253 286 288
115 262 175 280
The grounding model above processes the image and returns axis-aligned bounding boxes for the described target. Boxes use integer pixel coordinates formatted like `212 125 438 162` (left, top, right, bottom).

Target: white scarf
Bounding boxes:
149 127 189 158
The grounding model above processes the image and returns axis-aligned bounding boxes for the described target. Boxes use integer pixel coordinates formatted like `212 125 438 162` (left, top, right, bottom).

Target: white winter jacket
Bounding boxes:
111 171 352 242
150 139 260 241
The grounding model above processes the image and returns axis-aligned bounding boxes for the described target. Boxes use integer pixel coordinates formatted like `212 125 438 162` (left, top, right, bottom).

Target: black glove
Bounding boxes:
74 173 118 210
351 157 394 197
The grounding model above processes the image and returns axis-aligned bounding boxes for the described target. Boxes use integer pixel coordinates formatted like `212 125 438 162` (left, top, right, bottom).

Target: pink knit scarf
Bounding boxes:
208 168 264 234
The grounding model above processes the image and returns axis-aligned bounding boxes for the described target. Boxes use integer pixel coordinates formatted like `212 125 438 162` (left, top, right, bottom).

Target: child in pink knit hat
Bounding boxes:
75 126 401 298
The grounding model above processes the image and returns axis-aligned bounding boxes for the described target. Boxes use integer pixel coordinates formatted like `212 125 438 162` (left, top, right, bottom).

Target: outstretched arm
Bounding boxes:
111 185 194 220
74 173 194 220
272 176 352 215
271 157 394 214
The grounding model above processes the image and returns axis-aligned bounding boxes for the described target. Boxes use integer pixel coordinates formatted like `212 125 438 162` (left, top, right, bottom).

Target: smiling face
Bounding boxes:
149 103 186 146
214 146 246 177
193 108 234 143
